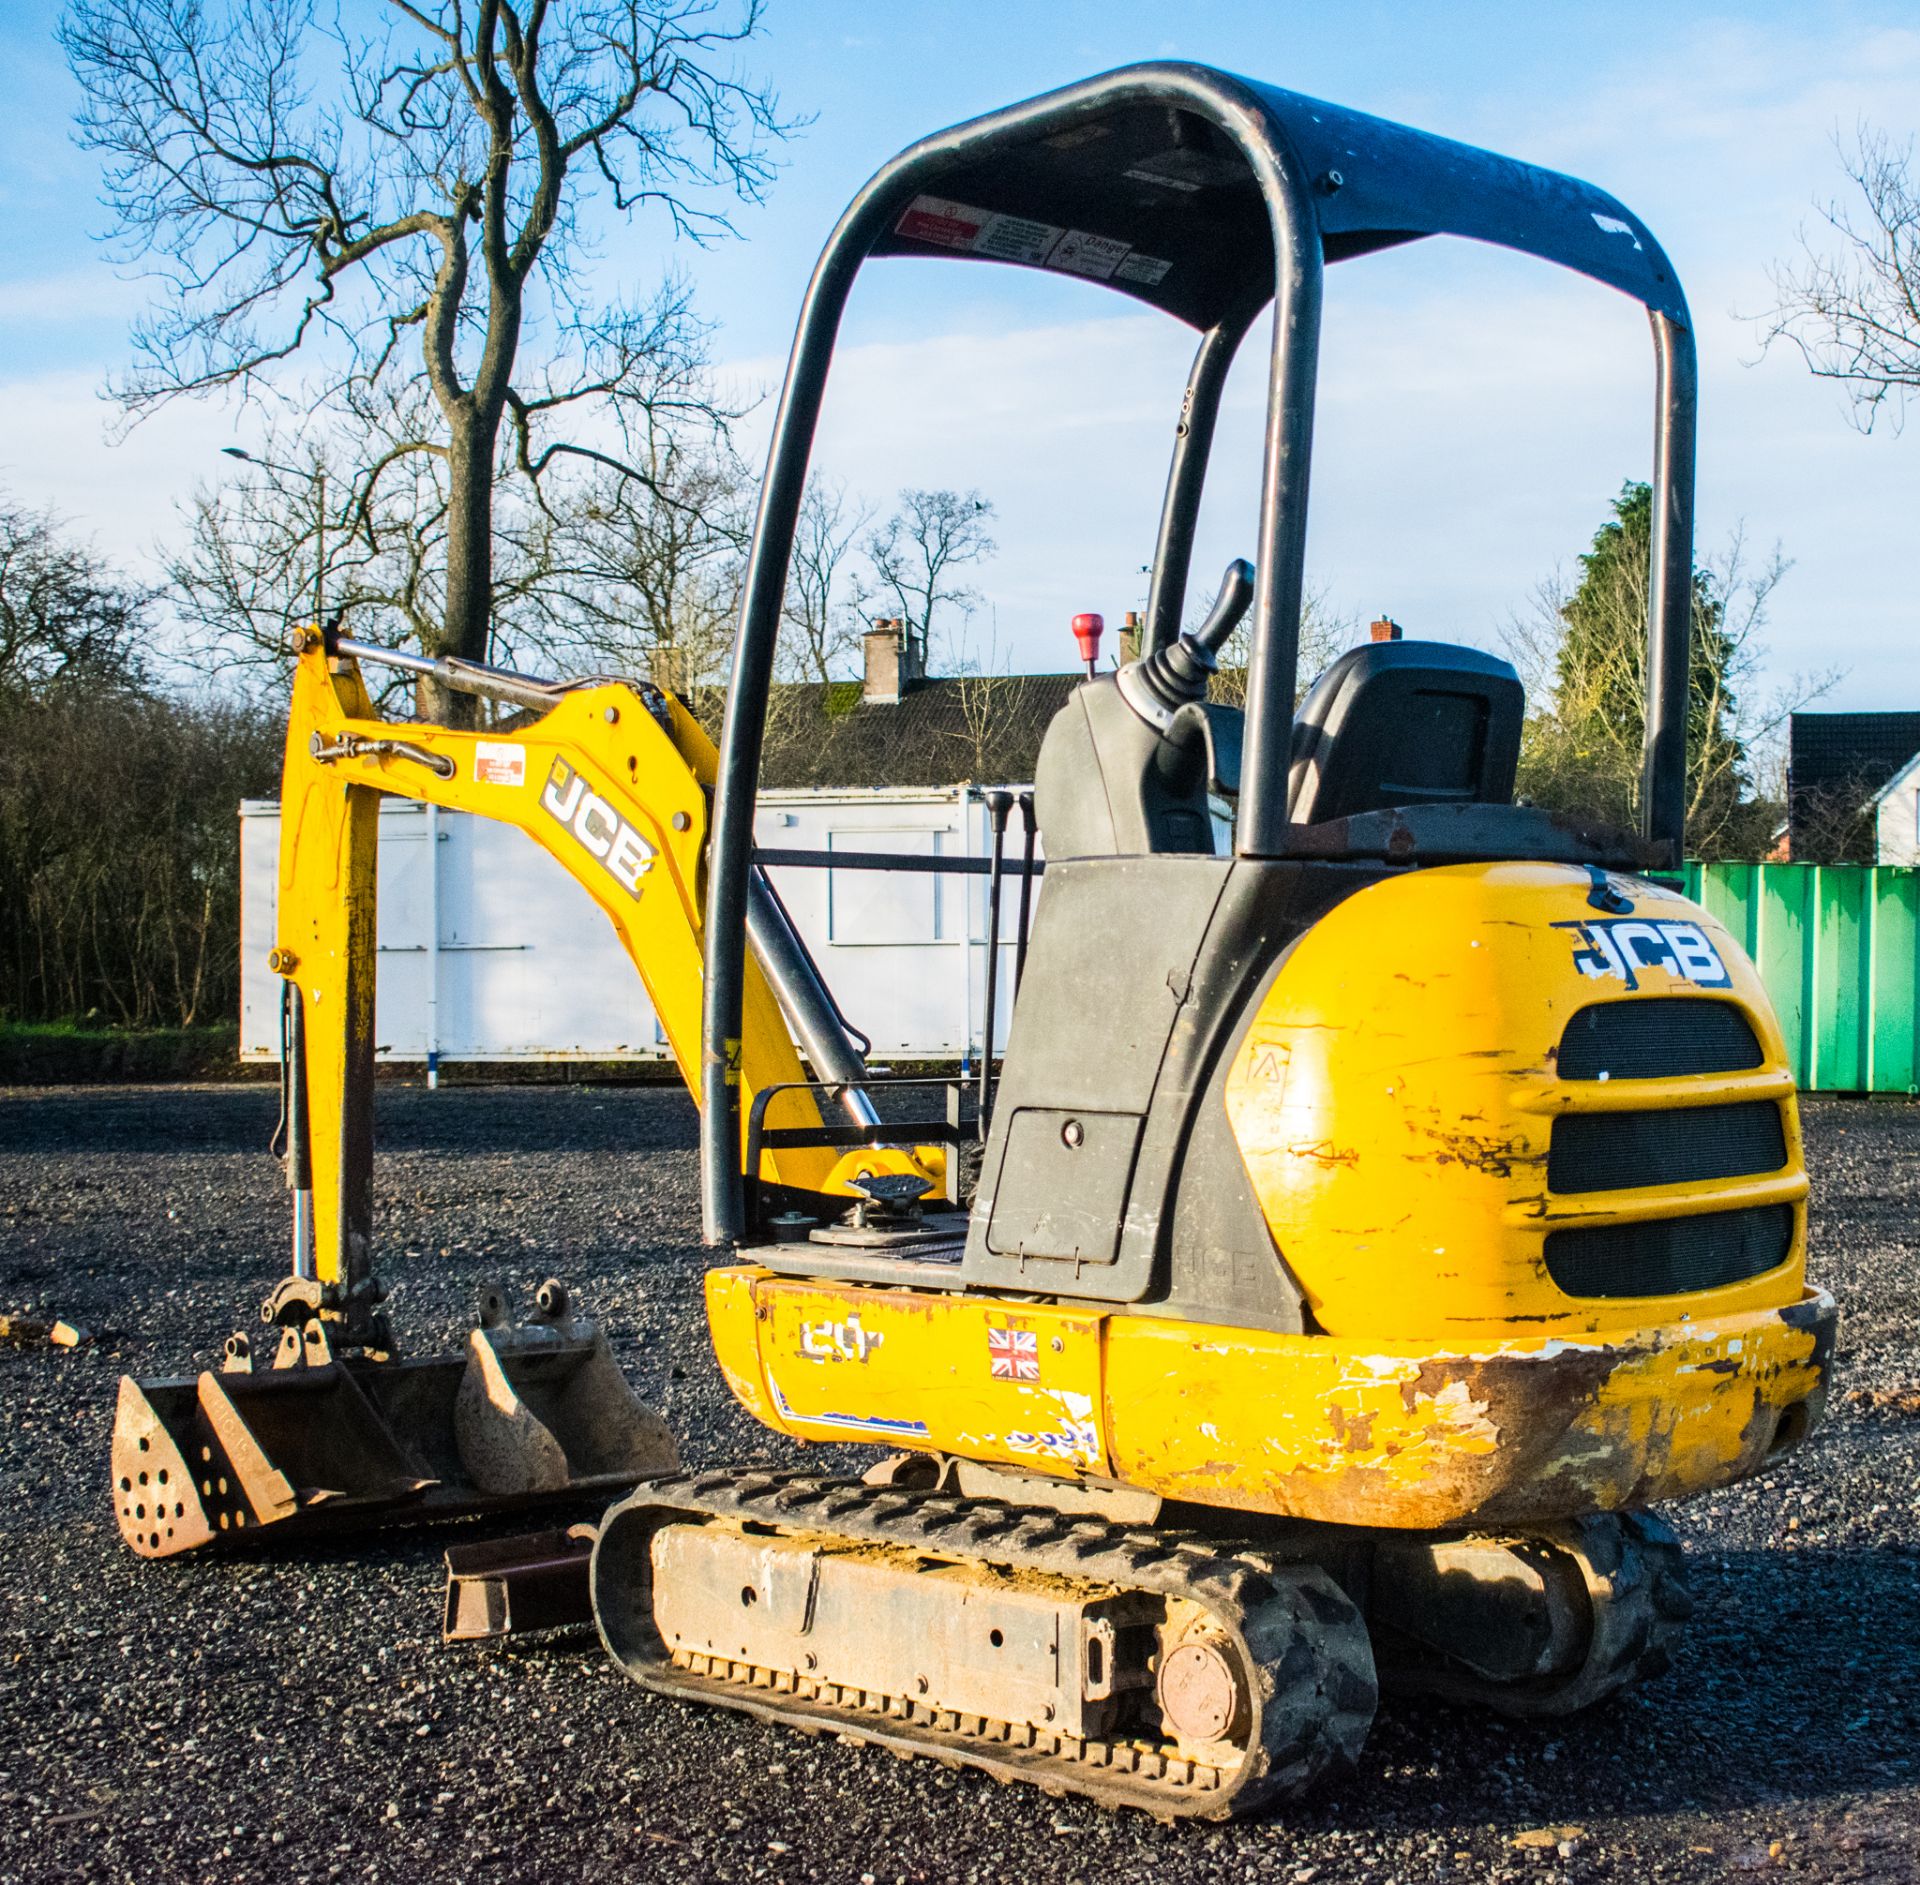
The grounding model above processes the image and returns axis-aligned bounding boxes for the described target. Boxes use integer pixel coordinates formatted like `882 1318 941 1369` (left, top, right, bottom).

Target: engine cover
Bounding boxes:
1224 861 1809 1339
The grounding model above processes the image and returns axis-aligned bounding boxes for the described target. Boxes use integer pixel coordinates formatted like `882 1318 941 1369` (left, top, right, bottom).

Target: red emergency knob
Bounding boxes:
1071 611 1104 676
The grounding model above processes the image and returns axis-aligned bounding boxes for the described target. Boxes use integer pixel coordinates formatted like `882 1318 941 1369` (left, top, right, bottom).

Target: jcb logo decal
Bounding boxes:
540 758 654 898
1552 917 1731 992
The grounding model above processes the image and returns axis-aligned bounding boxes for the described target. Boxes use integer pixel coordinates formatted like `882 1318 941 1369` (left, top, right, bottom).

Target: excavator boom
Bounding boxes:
112 633 942 1559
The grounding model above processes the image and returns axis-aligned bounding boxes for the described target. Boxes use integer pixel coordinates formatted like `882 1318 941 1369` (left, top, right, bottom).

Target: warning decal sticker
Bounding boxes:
895 195 1061 265
473 741 526 787
893 197 1172 292
1047 228 1132 280
894 197 1173 293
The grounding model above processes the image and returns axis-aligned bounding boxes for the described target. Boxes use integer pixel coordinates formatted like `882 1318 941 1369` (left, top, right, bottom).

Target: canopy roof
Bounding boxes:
863 64 1687 330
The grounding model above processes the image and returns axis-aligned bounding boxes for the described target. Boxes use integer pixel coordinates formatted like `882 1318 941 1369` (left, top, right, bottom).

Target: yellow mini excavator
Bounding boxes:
113 63 1835 1818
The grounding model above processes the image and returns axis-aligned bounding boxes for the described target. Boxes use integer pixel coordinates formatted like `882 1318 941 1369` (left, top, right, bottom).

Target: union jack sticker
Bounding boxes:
987 1322 1041 1383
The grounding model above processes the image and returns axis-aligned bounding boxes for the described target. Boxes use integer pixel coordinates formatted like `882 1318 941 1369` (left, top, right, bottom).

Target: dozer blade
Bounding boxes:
110 1280 677 1559
443 1523 599 1641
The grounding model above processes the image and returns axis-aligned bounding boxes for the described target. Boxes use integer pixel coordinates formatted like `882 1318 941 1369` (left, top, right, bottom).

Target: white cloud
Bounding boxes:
0 369 245 575
0 268 144 324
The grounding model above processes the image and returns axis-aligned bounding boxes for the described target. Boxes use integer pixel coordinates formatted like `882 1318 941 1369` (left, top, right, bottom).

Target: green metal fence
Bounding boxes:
1684 862 1920 1094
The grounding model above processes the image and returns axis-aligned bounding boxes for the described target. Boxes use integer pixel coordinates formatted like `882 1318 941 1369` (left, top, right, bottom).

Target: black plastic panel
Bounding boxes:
1287 641 1522 825
1557 998 1763 1081
963 856 1230 1300
1544 1204 1794 1298
985 1109 1143 1265
1548 1101 1787 1194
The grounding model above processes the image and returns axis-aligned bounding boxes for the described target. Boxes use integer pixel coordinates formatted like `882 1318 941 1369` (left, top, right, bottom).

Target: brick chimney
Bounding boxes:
648 643 691 694
1370 616 1403 643
1118 610 1143 666
862 619 924 703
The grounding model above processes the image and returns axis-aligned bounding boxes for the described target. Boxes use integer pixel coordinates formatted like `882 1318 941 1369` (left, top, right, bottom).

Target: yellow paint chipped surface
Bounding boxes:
1223 862 1810 1339
1103 1291 1832 1525
710 1267 1834 1529
717 1277 1108 1476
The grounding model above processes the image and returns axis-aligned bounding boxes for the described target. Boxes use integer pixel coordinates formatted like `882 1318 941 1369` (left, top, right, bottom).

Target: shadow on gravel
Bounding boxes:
139 1524 1919 1832
0 1082 699 1158
0 1084 281 1153
1288 1540 1920 1836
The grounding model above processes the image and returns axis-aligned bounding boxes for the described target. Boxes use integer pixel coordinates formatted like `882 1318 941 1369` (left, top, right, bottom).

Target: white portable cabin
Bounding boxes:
238 786 1041 1071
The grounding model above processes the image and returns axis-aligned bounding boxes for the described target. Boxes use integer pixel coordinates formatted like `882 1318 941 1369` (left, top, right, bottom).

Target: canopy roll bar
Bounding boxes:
700 61 1699 1243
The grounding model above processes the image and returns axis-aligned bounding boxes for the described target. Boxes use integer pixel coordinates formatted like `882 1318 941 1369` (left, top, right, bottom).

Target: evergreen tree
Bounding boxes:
1528 480 1751 848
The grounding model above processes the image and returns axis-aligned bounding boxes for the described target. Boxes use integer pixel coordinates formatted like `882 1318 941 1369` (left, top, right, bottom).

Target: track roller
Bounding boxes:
592 1471 1377 1819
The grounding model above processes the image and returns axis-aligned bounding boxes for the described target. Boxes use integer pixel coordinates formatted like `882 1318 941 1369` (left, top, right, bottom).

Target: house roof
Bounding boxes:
1788 712 1920 835
1871 749 1920 809
695 673 1083 791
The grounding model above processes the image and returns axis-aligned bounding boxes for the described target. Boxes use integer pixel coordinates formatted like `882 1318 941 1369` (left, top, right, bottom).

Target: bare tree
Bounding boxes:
1207 584 1351 710
64 0 788 719
940 621 1010 781
866 488 996 670
780 474 872 683
525 423 750 682
1760 124 1920 431
0 494 152 691
0 496 277 1029
0 683 277 1028
1789 774 1881 865
170 372 753 700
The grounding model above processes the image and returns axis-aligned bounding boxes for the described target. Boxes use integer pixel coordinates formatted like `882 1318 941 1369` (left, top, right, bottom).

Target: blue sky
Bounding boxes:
2 0 1917 714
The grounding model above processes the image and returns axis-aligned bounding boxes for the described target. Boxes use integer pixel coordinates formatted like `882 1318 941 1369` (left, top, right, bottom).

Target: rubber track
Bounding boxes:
592 1470 1378 1820
1377 1510 1695 1717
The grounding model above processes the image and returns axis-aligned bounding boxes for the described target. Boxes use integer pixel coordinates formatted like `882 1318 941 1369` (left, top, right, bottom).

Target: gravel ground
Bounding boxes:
2 1082 1916 1885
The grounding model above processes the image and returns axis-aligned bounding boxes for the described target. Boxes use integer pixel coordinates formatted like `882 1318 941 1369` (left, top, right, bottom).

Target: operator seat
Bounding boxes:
1287 641 1524 826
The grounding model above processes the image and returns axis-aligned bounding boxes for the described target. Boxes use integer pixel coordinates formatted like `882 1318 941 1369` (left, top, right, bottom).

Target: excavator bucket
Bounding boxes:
110 1280 677 1559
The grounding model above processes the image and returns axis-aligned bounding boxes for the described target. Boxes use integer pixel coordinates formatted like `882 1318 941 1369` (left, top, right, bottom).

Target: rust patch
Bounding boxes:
1325 1403 1378 1453
1420 1128 1544 1179
1400 1346 1615 1460
1286 1139 1361 1169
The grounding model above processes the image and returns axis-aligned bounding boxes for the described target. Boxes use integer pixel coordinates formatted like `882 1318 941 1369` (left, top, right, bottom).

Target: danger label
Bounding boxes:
1048 228 1132 280
894 197 1173 296
895 195 1061 265
473 741 526 787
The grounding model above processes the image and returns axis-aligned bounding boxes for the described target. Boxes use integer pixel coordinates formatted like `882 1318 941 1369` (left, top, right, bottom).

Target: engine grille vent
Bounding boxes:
1558 999 1762 1082
1544 1203 1794 1299
1548 1101 1787 1195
